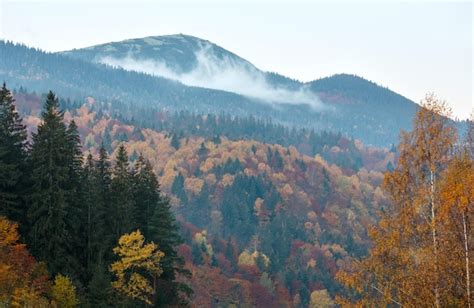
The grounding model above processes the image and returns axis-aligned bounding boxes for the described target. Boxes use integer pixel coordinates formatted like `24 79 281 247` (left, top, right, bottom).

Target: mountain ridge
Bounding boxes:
1 38 422 146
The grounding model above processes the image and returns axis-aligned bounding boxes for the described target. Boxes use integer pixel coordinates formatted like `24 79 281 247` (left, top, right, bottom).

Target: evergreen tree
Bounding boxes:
147 174 193 306
171 172 187 204
95 145 116 267
170 132 181 150
192 242 204 266
110 144 136 239
82 153 97 275
87 260 112 308
64 120 85 279
0 83 28 224
133 154 158 239
28 91 80 277
84 148 114 306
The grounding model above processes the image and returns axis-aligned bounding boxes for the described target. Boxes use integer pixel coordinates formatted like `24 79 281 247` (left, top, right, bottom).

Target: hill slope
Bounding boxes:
13 90 393 305
1 39 420 146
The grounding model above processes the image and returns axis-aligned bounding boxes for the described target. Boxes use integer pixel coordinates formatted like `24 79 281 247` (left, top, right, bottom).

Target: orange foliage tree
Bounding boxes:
337 95 473 307
0 216 50 306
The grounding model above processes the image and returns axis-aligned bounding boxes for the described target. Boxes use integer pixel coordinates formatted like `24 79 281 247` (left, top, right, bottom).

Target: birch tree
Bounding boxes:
337 94 459 306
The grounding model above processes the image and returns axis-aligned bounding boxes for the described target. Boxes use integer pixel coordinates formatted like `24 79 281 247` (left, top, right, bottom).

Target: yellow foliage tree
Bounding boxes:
51 274 78 308
110 230 165 306
439 152 473 307
337 95 470 307
310 289 335 308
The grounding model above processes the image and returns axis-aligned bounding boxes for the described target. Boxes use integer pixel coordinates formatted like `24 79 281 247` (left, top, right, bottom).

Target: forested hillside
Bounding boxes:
1 39 424 146
0 85 191 306
0 84 400 306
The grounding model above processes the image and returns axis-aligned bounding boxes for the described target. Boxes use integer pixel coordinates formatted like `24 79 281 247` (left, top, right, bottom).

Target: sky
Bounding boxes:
0 0 472 119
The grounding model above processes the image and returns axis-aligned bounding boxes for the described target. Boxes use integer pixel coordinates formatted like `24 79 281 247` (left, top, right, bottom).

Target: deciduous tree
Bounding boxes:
110 230 164 306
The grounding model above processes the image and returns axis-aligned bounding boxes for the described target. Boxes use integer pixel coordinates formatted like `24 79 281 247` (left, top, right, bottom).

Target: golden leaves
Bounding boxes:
51 274 78 308
0 218 19 247
184 177 204 196
110 230 164 305
337 95 471 307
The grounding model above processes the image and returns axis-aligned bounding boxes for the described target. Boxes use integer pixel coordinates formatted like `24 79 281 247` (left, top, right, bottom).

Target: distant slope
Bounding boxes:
60 34 309 105
1 39 421 146
308 74 418 144
0 40 270 114
61 34 256 75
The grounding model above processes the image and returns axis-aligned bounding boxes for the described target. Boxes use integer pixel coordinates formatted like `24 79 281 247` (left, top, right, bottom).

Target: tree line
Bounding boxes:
0 83 191 307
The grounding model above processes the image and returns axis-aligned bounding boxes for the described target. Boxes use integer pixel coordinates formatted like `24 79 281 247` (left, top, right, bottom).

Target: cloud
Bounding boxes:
98 44 322 109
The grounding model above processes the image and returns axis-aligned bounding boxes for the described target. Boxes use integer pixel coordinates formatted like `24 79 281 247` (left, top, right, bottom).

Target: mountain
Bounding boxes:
60 34 306 103
61 34 256 77
1 37 422 146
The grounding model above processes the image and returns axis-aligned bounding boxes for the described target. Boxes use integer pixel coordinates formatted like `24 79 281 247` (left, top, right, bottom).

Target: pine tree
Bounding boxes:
0 83 28 224
28 91 80 277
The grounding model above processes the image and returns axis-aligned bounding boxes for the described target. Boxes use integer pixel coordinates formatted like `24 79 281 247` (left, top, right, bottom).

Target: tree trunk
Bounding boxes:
463 213 471 308
430 170 441 308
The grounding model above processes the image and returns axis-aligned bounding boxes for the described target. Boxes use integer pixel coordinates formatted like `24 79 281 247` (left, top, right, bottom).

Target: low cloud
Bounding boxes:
98 44 322 109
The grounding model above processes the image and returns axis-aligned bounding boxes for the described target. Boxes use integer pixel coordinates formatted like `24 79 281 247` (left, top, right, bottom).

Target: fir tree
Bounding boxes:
87 260 112 307
28 91 80 277
133 154 158 239
82 153 96 275
94 145 114 264
147 171 193 306
170 132 181 150
0 82 28 224
171 172 187 204
110 144 136 239
64 119 86 279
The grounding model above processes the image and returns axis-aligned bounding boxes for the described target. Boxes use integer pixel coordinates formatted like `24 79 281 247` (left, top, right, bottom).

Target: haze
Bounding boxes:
0 0 472 119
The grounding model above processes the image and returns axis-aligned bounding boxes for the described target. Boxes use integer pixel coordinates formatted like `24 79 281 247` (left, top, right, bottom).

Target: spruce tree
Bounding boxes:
150 199 193 306
0 82 28 224
65 120 86 279
132 157 193 306
82 153 96 275
133 154 158 238
110 144 136 239
84 147 114 306
28 91 79 277
95 145 114 263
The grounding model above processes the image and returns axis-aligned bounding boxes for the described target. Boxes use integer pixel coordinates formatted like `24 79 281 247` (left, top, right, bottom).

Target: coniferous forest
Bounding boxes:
0 85 191 306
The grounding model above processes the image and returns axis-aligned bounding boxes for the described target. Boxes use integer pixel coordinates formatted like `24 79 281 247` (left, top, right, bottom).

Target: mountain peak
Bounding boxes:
61 33 252 75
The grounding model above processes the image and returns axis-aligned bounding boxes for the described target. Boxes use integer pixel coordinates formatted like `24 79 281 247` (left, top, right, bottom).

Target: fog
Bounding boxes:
98 44 322 109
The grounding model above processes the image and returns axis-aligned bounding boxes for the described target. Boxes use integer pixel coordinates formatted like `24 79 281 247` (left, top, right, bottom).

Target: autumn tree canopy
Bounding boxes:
111 229 165 306
337 95 473 307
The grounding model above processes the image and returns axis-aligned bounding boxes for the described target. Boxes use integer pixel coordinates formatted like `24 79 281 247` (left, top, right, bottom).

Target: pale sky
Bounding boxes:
0 0 472 119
